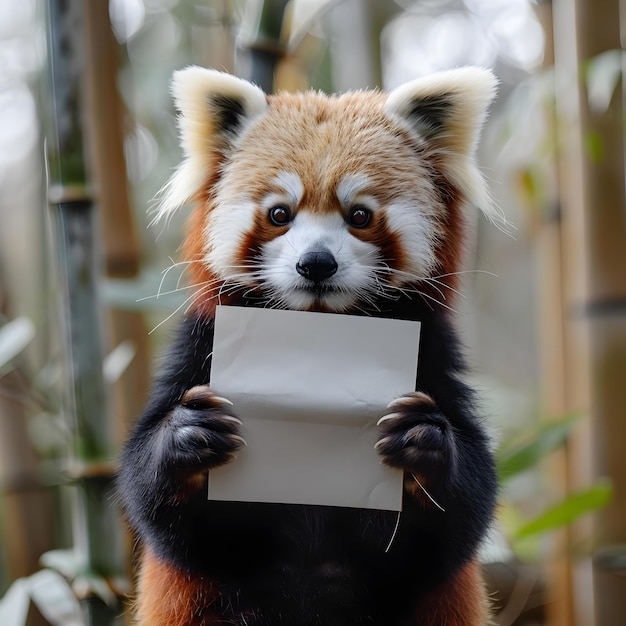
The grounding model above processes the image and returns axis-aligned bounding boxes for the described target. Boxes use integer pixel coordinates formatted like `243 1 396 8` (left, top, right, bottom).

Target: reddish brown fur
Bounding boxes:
431 175 468 298
181 90 468 316
182 184 226 319
133 70 496 626
134 550 490 626
223 91 437 227
134 548 222 626
414 558 492 625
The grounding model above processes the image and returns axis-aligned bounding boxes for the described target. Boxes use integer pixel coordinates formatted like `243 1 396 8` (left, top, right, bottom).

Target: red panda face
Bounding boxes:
154 67 505 316
205 92 446 312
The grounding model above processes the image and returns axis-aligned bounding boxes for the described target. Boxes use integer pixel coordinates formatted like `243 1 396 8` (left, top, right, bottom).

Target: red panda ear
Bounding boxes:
152 67 267 224
385 67 497 157
172 67 268 159
385 67 506 228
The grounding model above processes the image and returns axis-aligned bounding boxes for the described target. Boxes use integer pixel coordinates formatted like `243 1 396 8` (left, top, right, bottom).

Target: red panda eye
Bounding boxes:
347 206 371 228
269 205 291 226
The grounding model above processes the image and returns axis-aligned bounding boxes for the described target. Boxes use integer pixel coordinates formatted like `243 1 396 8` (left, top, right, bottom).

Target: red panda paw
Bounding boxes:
162 385 245 473
375 392 454 478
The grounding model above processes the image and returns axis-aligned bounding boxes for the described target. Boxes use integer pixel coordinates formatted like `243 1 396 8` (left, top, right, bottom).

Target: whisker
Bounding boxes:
157 258 197 298
137 281 213 302
149 284 213 334
411 473 445 512
421 277 465 300
384 511 402 553
430 269 498 280
370 266 447 298
419 290 457 313
365 263 486 304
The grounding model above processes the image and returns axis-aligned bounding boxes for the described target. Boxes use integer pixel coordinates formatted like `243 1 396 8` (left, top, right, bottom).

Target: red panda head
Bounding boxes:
154 67 503 317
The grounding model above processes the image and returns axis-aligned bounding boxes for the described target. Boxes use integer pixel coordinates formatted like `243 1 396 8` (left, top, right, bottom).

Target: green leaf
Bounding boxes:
72 572 118 608
0 577 30 626
103 340 136 383
515 481 612 539
0 569 81 626
497 412 581 481
27 570 81 626
584 49 624 114
40 549 82 580
0 317 35 369
585 130 605 163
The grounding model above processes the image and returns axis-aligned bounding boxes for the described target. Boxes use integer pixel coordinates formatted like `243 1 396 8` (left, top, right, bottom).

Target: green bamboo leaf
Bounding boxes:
515 481 612 539
40 549 81 580
0 577 30 626
584 49 624 114
73 572 118 608
0 317 35 369
497 412 581 480
28 570 82 626
585 130 605 163
0 569 82 626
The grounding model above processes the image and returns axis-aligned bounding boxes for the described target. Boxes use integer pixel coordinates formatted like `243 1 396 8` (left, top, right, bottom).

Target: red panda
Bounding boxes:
119 66 504 626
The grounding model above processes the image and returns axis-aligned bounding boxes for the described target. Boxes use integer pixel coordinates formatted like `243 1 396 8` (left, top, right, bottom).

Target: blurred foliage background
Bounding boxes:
0 1 625 625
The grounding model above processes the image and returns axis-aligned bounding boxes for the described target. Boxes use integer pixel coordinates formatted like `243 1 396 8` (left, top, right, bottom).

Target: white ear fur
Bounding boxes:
385 67 506 228
152 67 267 225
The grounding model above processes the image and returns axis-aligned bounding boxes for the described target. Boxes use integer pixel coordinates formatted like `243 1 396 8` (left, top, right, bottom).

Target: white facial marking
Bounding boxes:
204 169 445 313
273 171 303 206
260 211 380 312
385 198 440 275
205 197 256 278
336 174 374 208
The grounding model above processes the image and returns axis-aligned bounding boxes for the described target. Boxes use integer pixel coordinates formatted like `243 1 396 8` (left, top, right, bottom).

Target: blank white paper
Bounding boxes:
208 306 421 511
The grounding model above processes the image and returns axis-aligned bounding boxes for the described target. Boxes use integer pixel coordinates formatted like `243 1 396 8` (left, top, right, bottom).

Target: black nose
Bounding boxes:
296 249 338 283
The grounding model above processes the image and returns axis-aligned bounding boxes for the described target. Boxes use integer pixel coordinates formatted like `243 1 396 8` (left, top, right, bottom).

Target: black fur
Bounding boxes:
118 294 497 625
211 94 247 135
406 94 453 141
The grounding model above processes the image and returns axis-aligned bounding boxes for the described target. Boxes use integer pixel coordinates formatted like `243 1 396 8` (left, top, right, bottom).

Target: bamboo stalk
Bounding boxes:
44 1 123 624
239 0 290 91
82 0 150 450
0 366 53 626
549 0 617 622
551 0 626 622
191 0 236 73
573 0 626 623
535 2 579 623
326 0 380 91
